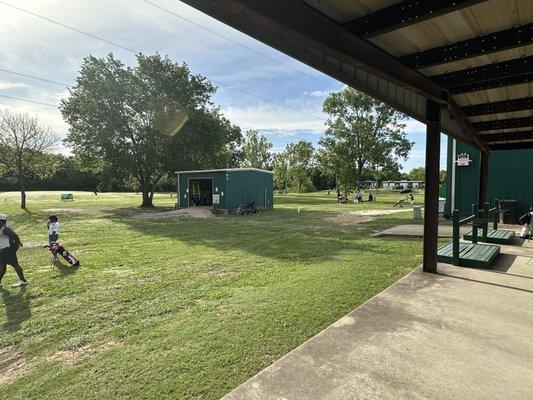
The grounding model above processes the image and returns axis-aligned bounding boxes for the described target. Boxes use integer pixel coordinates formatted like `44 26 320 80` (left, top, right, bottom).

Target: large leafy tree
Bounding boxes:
408 167 425 182
285 140 314 193
240 130 272 169
272 151 289 192
0 110 56 209
320 87 412 191
61 53 240 207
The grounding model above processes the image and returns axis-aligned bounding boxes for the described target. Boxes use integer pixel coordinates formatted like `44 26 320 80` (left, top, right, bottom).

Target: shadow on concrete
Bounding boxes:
0 286 31 332
437 272 533 294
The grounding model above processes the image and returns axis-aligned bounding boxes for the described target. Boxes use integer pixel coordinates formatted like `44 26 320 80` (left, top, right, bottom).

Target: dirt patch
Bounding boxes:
323 214 374 226
0 347 30 385
43 206 112 213
136 208 214 220
351 208 411 216
47 340 121 366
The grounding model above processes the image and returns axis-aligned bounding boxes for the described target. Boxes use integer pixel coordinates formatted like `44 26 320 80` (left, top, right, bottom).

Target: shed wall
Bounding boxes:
446 137 533 216
177 170 274 212
177 171 228 210
227 170 274 210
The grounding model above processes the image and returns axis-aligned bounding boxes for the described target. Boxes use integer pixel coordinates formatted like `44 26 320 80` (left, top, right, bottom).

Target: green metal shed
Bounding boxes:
445 137 533 217
176 168 274 213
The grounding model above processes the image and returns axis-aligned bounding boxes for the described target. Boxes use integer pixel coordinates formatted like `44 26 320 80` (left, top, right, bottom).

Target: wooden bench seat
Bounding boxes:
463 228 515 244
437 242 500 268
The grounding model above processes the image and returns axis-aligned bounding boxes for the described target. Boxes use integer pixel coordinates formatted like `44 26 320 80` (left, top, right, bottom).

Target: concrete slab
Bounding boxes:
373 224 468 237
223 249 533 400
373 224 521 238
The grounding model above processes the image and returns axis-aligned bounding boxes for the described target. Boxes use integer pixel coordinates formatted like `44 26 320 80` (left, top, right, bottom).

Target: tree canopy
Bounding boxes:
240 130 272 169
319 87 412 191
60 53 241 207
0 110 56 208
285 140 314 193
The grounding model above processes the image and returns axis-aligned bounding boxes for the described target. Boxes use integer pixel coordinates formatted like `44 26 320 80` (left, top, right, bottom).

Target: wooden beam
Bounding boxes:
180 0 486 151
343 0 488 38
400 23 533 69
474 117 533 132
481 130 533 142
462 97 533 116
423 100 441 274
432 56 532 94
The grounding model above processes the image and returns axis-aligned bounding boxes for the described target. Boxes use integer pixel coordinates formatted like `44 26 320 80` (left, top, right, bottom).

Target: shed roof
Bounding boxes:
175 168 274 174
181 0 533 153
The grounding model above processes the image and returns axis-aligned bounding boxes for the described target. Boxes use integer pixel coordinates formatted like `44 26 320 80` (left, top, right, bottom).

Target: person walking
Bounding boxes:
355 189 363 203
0 214 28 287
47 215 60 263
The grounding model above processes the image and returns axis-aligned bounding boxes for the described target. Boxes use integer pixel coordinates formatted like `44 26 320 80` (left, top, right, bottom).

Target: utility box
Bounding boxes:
176 168 274 213
500 199 520 224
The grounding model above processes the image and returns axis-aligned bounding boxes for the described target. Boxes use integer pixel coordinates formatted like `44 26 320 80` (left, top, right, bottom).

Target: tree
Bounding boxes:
320 88 412 191
439 170 447 184
285 140 314 193
408 167 425 182
240 130 272 169
0 110 56 208
61 53 240 207
272 152 289 192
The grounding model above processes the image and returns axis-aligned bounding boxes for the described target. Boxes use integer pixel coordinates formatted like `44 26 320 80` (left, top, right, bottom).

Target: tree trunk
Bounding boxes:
19 179 26 209
141 189 153 208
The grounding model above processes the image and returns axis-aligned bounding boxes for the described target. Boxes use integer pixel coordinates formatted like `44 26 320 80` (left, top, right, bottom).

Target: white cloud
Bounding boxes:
0 81 29 90
305 90 331 97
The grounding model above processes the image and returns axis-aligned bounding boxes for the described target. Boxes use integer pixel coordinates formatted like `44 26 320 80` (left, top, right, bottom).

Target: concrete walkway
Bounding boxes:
223 241 533 400
373 224 519 238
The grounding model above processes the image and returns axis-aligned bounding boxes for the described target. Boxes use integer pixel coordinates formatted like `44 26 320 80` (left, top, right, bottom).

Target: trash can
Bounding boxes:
413 206 422 219
499 199 520 224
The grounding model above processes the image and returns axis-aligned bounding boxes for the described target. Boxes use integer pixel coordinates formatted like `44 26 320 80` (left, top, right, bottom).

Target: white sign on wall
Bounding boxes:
212 194 220 204
456 153 471 167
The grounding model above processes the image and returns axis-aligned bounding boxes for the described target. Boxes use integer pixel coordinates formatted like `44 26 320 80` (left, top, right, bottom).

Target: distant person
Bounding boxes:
47 215 60 243
0 214 28 287
409 194 414 204
368 193 374 203
47 215 60 263
355 189 363 203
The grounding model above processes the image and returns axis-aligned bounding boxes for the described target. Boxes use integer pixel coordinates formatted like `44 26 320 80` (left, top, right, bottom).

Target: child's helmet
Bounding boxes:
48 215 58 222
0 214 7 221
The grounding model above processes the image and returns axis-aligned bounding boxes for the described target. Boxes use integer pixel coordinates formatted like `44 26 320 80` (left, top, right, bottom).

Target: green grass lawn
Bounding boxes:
1 190 425 399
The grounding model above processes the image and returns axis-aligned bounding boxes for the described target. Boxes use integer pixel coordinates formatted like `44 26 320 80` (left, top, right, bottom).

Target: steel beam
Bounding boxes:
400 23 533 68
481 130 533 142
343 0 488 38
490 141 533 150
423 100 441 274
474 117 533 132
462 97 533 116
432 56 532 94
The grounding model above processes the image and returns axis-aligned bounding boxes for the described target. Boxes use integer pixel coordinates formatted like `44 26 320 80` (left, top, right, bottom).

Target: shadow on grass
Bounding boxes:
52 260 80 276
103 207 410 262
0 286 31 332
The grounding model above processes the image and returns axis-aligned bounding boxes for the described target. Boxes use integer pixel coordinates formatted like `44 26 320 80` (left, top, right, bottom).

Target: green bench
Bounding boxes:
463 200 514 244
436 205 500 269
437 242 500 268
463 228 514 244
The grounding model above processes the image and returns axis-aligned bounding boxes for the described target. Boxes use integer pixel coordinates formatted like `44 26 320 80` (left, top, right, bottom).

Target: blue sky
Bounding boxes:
0 0 447 171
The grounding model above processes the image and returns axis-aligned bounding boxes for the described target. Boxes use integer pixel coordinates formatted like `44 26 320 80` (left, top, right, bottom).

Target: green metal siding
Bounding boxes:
177 169 273 212
227 170 273 210
446 137 533 216
177 171 228 211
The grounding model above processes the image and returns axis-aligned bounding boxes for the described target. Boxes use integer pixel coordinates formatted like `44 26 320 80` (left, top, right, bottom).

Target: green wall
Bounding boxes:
446 137 533 216
177 169 274 212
